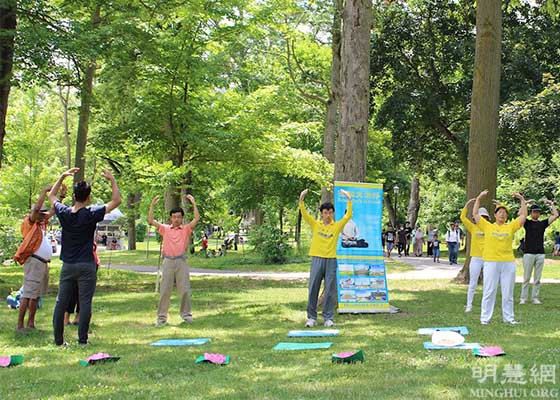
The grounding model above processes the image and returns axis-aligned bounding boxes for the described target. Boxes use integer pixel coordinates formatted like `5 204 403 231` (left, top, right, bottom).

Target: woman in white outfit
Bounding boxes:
460 198 489 313
473 190 527 325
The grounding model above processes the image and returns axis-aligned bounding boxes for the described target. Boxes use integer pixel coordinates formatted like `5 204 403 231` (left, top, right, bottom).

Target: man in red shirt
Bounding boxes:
148 194 200 326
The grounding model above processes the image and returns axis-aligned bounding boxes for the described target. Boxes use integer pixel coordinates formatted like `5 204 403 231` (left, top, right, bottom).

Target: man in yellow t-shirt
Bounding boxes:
460 198 489 313
473 190 527 325
299 188 352 328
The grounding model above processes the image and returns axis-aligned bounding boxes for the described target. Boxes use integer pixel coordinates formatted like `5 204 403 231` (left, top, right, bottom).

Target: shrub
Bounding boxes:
136 222 147 242
249 224 291 264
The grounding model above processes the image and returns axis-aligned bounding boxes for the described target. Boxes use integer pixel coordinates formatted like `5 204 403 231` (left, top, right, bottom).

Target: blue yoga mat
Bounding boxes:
273 342 333 351
418 326 469 335
423 342 481 350
151 338 211 346
288 330 339 338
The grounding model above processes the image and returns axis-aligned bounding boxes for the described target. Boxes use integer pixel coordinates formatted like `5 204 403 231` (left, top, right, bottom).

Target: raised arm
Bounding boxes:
298 189 314 226
147 196 162 229
49 168 79 206
544 199 559 225
472 190 488 225
185 194 200 230
29 186 52 223
460 198 476 233
514 192 528 226
102 169 121 213
338 189 353 224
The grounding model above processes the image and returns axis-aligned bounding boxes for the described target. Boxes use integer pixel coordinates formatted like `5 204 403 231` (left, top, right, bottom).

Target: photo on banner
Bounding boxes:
334 182 393 313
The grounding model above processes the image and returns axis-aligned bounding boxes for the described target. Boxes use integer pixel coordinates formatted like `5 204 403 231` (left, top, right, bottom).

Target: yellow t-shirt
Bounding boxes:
477 217 522 262
460 207 485 258
299 201 352 258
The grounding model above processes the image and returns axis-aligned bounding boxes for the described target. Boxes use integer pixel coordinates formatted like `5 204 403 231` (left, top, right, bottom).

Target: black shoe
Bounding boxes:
56 341 68 347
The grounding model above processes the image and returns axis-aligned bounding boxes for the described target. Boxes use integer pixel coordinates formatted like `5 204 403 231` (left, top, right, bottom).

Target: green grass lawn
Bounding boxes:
1 266 559 399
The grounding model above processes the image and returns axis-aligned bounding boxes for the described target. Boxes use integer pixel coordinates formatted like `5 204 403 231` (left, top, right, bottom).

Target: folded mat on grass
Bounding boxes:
273 342 333 351
151 338 210 346
288 330 339 337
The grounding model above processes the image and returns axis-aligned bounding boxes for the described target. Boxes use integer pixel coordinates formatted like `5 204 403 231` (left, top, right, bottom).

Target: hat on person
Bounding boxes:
494 203 509 214
529 204 542 213
478 207 490 218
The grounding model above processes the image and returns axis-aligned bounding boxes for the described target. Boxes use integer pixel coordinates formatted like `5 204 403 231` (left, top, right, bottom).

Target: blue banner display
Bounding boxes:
334 182 391 313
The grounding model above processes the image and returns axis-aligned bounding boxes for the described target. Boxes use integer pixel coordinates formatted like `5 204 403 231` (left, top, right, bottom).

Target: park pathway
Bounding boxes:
107 256 560 283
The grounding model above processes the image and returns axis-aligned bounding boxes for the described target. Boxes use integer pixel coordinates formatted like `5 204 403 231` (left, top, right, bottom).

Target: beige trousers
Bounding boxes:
157 257 191 323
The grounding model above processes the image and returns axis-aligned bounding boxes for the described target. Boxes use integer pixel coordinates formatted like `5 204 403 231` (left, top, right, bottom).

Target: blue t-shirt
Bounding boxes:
55 202 106 263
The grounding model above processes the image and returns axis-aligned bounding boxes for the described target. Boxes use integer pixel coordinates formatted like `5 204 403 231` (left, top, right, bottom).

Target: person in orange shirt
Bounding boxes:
148 194 200 326
13 186 57 333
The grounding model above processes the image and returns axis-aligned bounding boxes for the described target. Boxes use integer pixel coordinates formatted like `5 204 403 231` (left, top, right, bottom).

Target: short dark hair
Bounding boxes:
319 202 334 212
73 181 91 202
169 207 184 216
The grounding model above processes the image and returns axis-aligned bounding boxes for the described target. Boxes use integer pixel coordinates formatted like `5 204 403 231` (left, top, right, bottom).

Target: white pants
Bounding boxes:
480 261 516 323
466 257 484 308
521 253 545 301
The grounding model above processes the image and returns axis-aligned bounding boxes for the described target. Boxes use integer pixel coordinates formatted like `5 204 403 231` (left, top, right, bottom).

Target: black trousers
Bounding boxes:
53 262 97 345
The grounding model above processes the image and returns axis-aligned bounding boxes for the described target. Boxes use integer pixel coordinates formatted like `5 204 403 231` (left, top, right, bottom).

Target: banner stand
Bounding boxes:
334 182 399 314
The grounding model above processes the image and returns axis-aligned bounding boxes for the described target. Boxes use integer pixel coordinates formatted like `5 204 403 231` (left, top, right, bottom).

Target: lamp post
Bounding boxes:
393 185 399 226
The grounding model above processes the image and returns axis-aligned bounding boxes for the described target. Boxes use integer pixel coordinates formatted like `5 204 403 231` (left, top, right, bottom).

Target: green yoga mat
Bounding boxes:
273 342 333 351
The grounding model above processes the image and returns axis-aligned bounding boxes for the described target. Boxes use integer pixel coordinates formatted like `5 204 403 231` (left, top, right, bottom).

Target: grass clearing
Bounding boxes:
1 265 559 399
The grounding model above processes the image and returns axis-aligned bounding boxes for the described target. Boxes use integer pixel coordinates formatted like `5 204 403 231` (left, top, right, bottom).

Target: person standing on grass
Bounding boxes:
460 198 490 313
413 225 424 256
473 190 527 325
520 200 558 305
13 185 65 333
148 194 199 327
299 188 352 328
49 167 121 346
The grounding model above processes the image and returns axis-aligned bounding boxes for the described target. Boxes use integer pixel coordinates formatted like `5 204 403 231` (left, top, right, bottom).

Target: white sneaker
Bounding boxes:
465 306 472 313
324 319 334 327
481 320 489 325
519 299 526 305
504 320 520 325
532 298 542 305
305 319 316 328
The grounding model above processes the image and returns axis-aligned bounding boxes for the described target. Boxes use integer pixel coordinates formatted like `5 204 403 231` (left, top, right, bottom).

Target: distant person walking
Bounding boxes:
553 231 560 256
397 224 407 257
49 168 121 346
299 188 351 328
385 224 396 258
445 222 461 265
413 225 424 256
520 200 558 305
460 198 489 313
426 224 436 257
473 190 527 325
148 194 200 326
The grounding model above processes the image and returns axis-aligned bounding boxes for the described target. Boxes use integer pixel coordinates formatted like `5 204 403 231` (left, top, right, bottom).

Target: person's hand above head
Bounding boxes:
543 199 555 206
465 198 476 207
185 194 195 204
151 195 160 205
477 189 488 199
62 167 80 178
102 169 115 181
340 189 351 200
513 192 525 201
299 189 309 202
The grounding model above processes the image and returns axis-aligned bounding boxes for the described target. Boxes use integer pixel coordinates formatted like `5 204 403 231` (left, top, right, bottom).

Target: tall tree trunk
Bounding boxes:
334 0 372 182
0 0 16 168
457 0 502 283
58 85 72 167
406 176 420 227
295 210 302 249
321 0 343 204
73 5 101 183
127 192 141 250
385 194 396 228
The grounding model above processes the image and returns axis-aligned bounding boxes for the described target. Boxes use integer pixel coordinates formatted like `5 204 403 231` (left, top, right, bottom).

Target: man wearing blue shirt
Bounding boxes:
49 167 121 346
